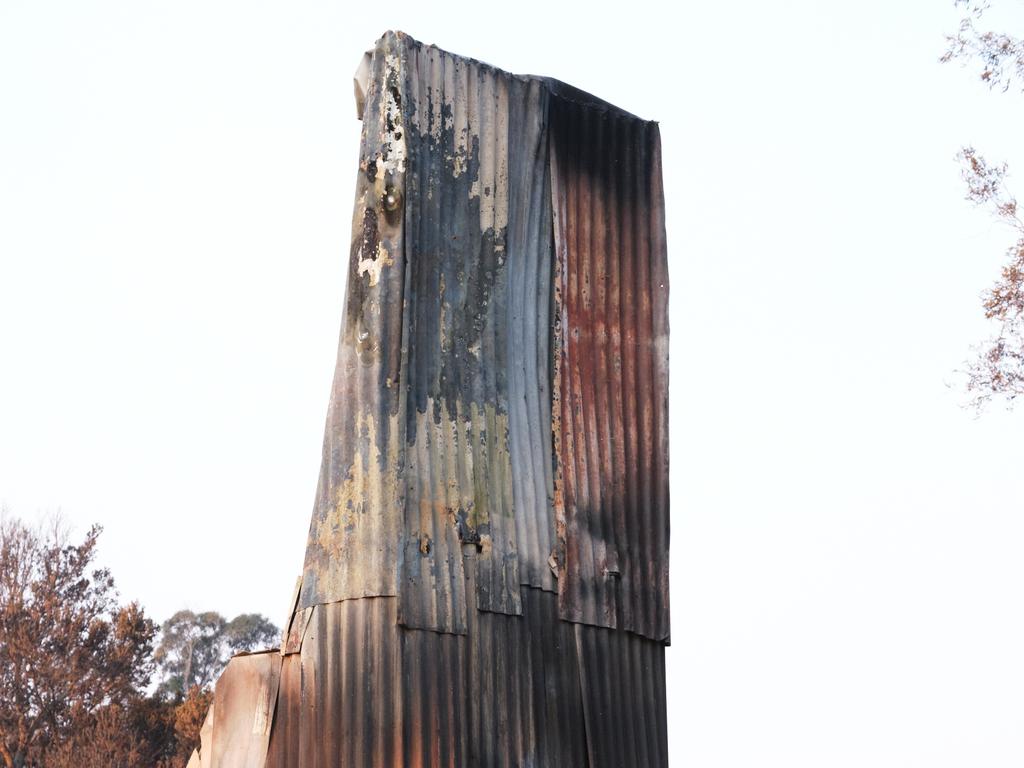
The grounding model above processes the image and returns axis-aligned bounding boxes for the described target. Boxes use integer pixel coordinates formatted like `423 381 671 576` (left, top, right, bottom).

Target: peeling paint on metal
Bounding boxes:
299 32 409 610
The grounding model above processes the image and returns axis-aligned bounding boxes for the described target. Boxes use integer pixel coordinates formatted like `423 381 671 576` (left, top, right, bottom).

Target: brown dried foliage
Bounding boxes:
957 147 1024 407
0 517 156 767
173 686 213 762
0 516 216 768
942 2 1024 407
941 0 1024 92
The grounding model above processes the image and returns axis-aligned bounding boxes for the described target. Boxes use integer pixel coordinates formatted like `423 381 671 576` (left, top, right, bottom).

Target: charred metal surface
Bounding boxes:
396 37 567 626
575 623 669 767
205 29 671 768
463 546 589 766
550 94 671 642
299 32 409 610
263 654 299 768
295 599 408 765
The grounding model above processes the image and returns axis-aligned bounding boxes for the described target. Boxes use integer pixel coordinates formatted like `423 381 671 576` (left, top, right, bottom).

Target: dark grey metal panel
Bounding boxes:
295 599 406 767
398 612 470 767
506 77 558 595
464 543 588 767
575 623 669 768
398 36 546 628
550 94 671 642
262 586 591 768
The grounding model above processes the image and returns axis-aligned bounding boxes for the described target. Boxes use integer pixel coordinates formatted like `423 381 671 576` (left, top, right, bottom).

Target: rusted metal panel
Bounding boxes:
208 651 282 768
549 93 671 642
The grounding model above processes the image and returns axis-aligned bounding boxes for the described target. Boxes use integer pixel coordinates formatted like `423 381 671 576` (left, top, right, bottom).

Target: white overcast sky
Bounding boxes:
3 1 1024 765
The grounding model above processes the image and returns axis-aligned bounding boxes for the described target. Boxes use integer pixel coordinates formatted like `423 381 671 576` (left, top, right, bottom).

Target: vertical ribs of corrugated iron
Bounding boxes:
293 599 407 767
398 41 466 635
534 129 557 592
507 76 557 594
472 59 521 618
557 95 605 630
625 116 671 640
648 123 671 639
549 90 670 642
548 93 570 616
523 585 589 766
400 626 468 767
397 39 526 631
604 113 630 635
264 654 299 768
299 33 407 610
574 623 668 768
584 108 616 631
401 38 431 634
278 30 668 768
462 544 589 767
425 44 459 636
273 596 477 768
402 39 462 635
616 115 641 639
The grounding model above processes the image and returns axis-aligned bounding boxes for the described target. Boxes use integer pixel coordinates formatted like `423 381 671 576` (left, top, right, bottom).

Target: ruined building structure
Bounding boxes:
189 30 670 768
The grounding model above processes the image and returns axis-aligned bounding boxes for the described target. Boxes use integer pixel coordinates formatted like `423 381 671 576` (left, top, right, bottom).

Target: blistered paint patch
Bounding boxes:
378 53 407 177
357 240 394 287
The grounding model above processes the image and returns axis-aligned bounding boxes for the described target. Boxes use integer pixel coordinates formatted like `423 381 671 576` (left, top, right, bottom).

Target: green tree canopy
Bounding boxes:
154 609 278 700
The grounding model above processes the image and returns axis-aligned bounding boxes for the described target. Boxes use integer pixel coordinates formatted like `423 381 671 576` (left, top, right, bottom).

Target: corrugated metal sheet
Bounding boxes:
549 92 671 642
298 32 409 610
575 624 669 767
279 576 312 656
506 79 558 595
264 654 299 768
464 548 588 767
263 588 600 767
398 40 562 625
202 29 671 767
296 599 409 766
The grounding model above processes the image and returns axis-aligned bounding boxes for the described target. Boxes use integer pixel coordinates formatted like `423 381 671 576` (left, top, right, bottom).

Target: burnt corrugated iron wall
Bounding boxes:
549 91 671 643
191 30 670 768
298 34 408 610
